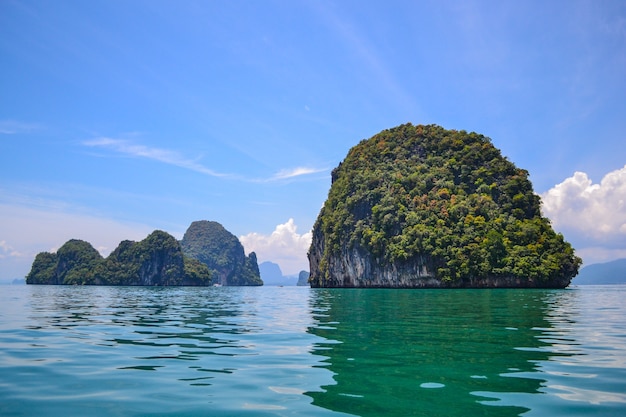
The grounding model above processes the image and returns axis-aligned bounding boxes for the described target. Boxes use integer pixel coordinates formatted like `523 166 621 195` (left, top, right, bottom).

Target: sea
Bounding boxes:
1 284 625 417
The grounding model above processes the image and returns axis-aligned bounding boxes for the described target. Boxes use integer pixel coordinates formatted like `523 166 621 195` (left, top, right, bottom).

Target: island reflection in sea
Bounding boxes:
307 287 626 416
0 285 624 416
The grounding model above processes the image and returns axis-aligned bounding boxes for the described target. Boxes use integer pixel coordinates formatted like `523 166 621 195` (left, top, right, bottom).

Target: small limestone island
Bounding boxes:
26 220 263 286
308 123 582 288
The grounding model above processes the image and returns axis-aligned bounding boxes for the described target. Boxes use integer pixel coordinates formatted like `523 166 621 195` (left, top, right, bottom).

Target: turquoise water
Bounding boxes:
1 285 625 416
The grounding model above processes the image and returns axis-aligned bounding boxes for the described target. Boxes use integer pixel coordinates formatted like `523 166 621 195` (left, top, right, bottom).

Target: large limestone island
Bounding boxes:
308 124 581 288
26 221 262 286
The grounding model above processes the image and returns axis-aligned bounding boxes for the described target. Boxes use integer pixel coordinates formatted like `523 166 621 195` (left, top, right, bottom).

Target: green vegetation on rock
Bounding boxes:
309 124 582 288
26 231 213 286
180 220 263 286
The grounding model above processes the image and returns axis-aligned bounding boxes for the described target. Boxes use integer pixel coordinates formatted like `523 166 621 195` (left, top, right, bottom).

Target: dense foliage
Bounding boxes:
26 231 213 286
180 220 263 286
312 124 581 285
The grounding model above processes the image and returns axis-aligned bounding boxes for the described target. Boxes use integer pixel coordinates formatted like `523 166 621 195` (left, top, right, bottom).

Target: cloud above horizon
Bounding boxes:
239 219 312 276
83 137 230 178
0 120 41 135
83 137 326 182
265 166 328 182
541 165 626 264
0 240 23 259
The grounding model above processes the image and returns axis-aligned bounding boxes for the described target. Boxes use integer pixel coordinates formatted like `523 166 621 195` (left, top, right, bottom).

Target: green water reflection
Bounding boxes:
307 289 576 417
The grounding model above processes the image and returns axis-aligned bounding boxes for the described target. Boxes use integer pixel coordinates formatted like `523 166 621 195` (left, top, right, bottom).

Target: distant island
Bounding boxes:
308 124 581 288
297 270 310 286
26 221 262 286
573 258 626 285
258 261 310 286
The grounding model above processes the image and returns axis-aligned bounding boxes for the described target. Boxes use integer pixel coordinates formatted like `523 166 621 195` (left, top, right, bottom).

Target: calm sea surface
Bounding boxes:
1 285 625 416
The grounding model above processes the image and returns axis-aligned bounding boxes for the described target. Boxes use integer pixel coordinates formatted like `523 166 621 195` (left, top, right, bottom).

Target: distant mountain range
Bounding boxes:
573 258 626 285
258 261 309 286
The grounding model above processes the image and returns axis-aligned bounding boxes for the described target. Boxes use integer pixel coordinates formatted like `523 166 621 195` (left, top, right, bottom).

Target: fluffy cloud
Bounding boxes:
239 219 312 276
540 165 626 263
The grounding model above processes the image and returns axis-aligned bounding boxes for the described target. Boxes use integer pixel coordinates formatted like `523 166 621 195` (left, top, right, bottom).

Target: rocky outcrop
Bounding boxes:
180 220 263 286
26 231 213 286
104 231 187 286
259 261 285 285
309 124 581 288
297 270 310 286
26 239 102 285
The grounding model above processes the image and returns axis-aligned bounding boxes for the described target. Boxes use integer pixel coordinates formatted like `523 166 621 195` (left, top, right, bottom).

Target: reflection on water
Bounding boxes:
1 286 341 416
1 285 625 416
306 288 626 417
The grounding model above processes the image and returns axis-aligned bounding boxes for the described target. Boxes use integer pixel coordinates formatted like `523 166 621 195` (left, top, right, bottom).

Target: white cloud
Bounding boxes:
239 219 312 276
0 240 23 259
0 120 40 135
83 137 327 183
268 167 327 181
83 137 229 178
541 166 626 239
541 165 626 264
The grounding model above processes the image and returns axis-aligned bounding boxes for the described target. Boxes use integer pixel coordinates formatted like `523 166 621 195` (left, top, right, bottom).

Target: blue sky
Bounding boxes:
1 0 625 280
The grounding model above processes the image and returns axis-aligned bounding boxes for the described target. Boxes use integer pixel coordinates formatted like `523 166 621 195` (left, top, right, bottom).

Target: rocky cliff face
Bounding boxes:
309 228 438 288
180 220 263 286
308 124 581 288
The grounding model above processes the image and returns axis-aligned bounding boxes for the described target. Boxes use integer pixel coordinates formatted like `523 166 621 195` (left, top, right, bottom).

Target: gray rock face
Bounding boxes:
308 231 438 288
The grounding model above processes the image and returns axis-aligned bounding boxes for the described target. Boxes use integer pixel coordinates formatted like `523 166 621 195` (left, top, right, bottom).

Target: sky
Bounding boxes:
1 0 626 281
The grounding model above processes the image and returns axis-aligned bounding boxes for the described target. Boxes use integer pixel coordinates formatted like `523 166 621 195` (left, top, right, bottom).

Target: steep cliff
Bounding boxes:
26 230 213 286
309 124 581 288
180 220 263 286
